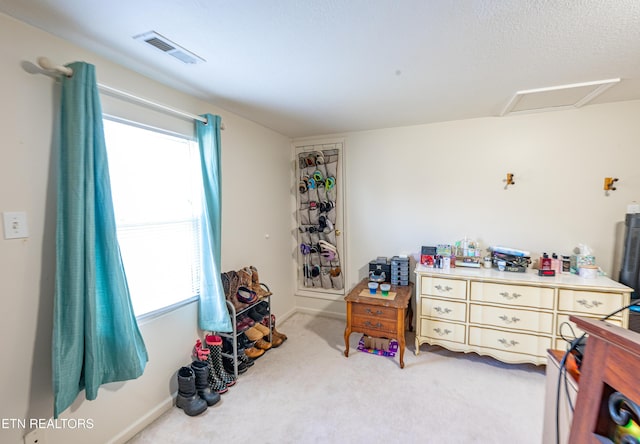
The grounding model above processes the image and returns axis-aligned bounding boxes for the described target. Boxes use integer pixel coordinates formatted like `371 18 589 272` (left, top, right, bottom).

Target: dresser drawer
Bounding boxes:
556 313 622 337
557 290 624 316
469 304 553 334
421 298 466 322
352 303 397 321
420 319 466 344
470 282 554 309
420 276 467 300
469 326 551 357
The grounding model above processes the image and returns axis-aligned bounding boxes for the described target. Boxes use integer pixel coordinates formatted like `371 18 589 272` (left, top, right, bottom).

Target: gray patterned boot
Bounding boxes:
205 334 237 387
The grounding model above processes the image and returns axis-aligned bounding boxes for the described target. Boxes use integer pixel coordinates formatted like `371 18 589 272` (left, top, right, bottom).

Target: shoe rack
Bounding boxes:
294 138 346 298
218 295 271 378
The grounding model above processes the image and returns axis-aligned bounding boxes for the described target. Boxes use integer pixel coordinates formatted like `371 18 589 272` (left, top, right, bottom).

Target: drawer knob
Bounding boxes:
577 299 603 309
434 306 453 315
499 291 522 300
364 321 383 328
365 308 384 315
433 327 452 336
434 285 453 292
498 315 520 324
498 338 519 348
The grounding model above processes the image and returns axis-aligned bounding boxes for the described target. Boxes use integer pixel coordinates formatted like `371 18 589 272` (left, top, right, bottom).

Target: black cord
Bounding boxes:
559 321 578 345
555 298 640 444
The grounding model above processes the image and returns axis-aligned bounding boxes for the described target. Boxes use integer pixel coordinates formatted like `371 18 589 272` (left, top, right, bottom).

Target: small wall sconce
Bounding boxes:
504 173 515 189
604 177 618 195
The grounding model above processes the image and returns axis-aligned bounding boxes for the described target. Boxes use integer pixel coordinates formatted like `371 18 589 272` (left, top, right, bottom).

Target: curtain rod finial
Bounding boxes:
37 56 73 76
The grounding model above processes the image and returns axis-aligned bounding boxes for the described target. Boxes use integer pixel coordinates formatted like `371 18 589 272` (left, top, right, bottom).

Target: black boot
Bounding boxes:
237 349 255 367
175 366 208 416
191 361 221 406
222 336 251 369
223 355 248 374
223 336 254 368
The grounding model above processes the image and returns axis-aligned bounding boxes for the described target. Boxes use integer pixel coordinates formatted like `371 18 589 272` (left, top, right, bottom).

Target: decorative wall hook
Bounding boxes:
604 177 618 192
504 173 515 189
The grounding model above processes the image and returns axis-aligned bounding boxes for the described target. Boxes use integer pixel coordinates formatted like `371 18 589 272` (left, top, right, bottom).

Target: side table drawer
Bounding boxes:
421 297 466 322
558 290 624 316
352 315 398 335
420 276 467 300
352 303 396 320
420 319 466 344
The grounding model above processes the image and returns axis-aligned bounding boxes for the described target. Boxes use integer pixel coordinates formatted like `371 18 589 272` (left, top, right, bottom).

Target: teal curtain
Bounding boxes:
52 62 148 418
196 114 232 332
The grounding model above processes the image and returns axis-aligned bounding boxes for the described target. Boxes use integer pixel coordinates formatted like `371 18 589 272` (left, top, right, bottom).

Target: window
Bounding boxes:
103 118 203 317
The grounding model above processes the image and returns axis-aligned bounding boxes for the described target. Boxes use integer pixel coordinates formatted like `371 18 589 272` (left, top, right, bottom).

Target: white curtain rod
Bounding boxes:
36 57 224 129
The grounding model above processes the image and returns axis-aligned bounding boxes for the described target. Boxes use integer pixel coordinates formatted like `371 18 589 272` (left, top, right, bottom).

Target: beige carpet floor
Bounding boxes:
127 312 546 444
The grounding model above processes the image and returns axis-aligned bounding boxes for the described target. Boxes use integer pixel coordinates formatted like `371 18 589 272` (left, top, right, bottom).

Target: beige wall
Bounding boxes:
295 100 640 312
0 13 293 444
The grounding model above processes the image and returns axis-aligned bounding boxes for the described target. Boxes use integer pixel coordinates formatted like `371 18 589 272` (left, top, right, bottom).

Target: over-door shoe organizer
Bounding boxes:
297 148 343 290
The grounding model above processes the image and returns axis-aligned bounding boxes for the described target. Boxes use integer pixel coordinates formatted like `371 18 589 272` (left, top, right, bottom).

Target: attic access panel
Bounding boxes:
501 78 620 116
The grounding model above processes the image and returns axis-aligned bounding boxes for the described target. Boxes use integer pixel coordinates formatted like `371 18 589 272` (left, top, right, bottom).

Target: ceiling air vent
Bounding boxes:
133 31 205 64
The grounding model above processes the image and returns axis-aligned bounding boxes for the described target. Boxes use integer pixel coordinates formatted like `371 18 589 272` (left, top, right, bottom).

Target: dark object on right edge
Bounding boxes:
620 213 640 300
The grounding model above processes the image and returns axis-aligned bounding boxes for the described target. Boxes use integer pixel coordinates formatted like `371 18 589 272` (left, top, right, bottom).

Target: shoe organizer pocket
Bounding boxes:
299 207 310 225
326 160 337 178
309 207 320 225
330 271 344 290
321 270 332 289
308 187 319 203
321 230 337 246
327 206 337 225
299 190 309 204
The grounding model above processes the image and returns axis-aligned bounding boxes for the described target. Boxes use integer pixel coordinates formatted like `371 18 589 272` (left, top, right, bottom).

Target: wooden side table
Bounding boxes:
343 278 413 368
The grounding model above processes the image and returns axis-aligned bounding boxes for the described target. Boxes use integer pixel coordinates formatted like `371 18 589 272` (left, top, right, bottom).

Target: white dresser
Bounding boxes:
414 265 632 365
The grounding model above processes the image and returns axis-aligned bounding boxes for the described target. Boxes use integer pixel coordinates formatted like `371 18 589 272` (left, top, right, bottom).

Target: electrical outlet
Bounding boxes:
2 211 29 239
24 428 45 444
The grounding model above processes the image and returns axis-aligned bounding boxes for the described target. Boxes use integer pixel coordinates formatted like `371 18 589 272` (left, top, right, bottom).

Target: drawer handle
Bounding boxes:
499 291 522 300
498 315 520 324
434 306 453 315
433 327 452 336
434 285 453 292
577 299 603 309
364 321 383 328
365 308 384 315
498 338 519 348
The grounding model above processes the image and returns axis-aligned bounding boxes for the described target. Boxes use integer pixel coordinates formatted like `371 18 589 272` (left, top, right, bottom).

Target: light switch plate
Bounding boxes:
3 211 29 239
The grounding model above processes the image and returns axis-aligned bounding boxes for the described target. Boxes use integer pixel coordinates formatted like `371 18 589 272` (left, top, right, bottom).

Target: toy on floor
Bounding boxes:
357 335 398 357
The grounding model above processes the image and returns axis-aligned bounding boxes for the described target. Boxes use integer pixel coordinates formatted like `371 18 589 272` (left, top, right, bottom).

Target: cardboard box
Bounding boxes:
570 254 596 274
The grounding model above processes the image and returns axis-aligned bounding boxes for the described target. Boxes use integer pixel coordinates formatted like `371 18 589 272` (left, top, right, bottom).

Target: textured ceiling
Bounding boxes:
2 0 640 137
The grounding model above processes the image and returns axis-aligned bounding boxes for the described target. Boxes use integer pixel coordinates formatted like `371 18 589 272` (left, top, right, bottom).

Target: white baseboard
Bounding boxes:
276 307 297 324
108 394 174 444
293 306 346 321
